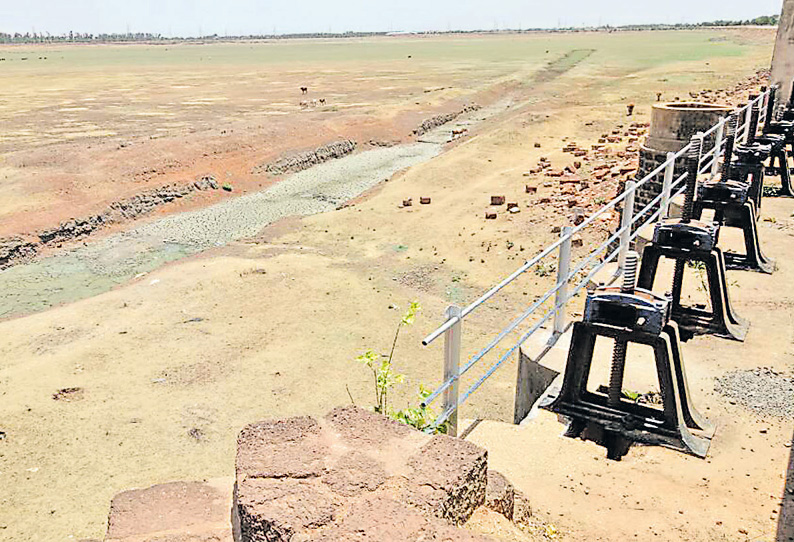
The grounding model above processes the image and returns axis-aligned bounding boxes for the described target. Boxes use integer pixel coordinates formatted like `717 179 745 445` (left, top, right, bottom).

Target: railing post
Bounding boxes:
442 305 462 437
710 118 724 180
553 226 572 335
660 153 675 221
743 103 752 143
760 92 768 125
618 180 636 270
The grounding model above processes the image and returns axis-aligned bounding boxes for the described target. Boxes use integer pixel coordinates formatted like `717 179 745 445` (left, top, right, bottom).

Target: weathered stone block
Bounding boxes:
323 405 414 446
234 407 492 541
320 450 388 497
404 435 488 525
484 470 515 521
236 478 338 541
309 494 493 541
105 479 234 542
237 416 328 480
103 407 520 542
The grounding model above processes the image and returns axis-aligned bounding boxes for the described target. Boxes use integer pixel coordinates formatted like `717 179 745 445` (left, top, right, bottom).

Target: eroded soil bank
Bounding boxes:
0 102 511 319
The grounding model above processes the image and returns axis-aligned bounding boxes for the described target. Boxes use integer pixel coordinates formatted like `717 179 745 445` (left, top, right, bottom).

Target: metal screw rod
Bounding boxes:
672 134 703 304
681 134 703 223
747 95 760 146
720 114 737 181
607 251 639 407
764 85 778 132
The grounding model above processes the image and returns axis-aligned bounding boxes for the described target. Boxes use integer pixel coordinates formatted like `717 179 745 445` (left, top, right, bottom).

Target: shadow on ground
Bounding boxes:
778 425 794 542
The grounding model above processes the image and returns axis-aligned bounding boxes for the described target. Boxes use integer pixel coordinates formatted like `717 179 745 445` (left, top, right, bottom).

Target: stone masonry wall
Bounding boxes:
634 145 688 210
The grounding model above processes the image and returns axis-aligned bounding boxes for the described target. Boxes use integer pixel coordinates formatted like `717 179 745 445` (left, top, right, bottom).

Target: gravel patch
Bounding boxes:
395 265 438 292
714 367 794 418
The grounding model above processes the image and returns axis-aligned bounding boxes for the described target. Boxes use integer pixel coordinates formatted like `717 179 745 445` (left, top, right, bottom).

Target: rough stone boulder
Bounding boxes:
0 236 37 269
235 406 491 541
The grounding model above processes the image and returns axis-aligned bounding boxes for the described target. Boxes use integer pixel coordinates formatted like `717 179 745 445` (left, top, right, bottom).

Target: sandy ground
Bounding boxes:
0 34 547 238
0 28 787 541
0 29 774 241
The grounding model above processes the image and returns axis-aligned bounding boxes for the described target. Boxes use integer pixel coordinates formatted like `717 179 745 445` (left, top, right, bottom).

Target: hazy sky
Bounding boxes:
0 0 785 36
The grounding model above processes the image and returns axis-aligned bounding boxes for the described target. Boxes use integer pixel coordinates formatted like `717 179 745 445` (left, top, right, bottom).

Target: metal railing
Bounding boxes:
420 90 770 436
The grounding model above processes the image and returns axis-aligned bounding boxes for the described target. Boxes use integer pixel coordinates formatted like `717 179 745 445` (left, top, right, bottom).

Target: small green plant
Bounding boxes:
390 384 448 433
593 196 607 205
687 260 709 293
222 183 233 192
622 389 641 401
356 349 404 414
534 261 557 277
353 302 447 433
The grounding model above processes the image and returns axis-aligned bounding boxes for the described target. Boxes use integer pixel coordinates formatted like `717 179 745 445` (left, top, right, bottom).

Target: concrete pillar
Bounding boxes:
635 102 730 209
771 0 794 104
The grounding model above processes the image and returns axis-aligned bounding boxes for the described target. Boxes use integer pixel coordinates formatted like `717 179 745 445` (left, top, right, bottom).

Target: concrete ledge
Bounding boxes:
513 330 572 425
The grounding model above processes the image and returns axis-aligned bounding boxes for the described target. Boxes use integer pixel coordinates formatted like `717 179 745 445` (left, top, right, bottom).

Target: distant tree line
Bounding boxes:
0 31 165 44
0 30 389 44
699 14 779 27
0 15 780 45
